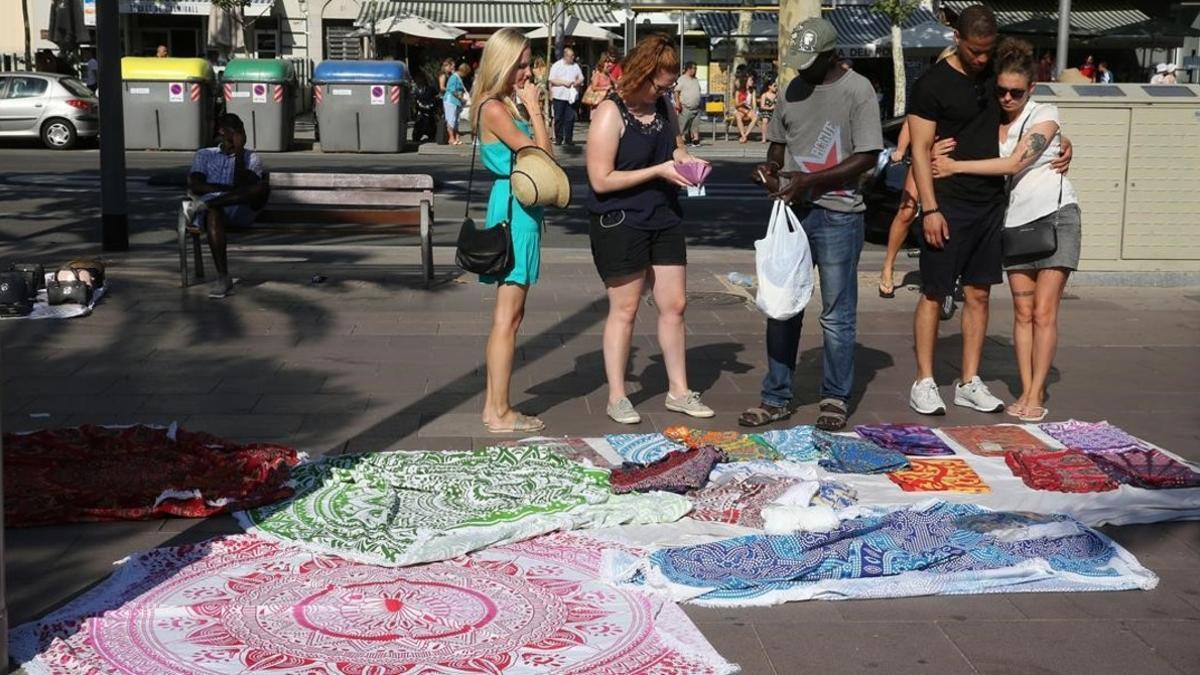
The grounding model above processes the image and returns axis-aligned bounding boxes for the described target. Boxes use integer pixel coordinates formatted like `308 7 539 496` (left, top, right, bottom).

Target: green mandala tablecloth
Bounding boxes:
238 446 690 566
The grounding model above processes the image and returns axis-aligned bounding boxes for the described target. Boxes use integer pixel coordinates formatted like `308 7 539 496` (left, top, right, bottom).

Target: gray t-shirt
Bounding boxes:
767 70 883 212
676 74 701 110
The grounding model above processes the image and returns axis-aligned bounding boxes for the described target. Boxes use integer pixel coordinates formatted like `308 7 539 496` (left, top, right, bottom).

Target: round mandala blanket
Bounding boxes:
10 533 737 675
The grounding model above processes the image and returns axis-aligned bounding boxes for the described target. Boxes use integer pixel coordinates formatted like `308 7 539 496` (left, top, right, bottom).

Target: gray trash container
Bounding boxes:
121 57 215 150
221 59 296 152
313 60 409 152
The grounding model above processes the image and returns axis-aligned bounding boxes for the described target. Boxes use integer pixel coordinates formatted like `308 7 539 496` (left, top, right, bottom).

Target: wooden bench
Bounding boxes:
177 172 435 288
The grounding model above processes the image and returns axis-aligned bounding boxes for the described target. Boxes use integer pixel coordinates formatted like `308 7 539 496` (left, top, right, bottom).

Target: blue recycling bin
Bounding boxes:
313 60 410 152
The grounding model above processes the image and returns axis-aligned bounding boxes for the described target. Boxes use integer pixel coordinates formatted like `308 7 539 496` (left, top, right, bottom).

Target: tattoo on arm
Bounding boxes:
1020 133 1049 162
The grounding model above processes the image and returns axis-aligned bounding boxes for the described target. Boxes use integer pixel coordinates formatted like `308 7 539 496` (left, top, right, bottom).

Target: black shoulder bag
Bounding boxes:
1001 110 1061 260
455 99 515 276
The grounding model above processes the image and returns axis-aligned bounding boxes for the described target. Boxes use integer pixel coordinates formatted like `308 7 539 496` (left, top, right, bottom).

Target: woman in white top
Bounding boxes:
931 38 1080 423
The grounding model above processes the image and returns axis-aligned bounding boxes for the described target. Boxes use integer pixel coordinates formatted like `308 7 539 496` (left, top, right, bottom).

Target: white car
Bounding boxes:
0 72 99 149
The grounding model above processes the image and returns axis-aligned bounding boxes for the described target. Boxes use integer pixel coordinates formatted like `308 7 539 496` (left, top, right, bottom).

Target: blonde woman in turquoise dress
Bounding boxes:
471 28 554 433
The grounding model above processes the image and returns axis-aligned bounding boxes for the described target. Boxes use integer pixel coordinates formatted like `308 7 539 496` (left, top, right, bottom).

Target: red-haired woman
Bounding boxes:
584 34 713 425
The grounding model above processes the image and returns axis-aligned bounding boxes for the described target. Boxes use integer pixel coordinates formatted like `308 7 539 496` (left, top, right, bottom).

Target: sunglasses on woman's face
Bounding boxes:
996 86 1028 100
652 79 677 94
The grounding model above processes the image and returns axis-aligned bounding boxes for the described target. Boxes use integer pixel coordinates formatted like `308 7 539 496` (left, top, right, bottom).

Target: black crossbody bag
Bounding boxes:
455 99 515 276
1001 111 1061 260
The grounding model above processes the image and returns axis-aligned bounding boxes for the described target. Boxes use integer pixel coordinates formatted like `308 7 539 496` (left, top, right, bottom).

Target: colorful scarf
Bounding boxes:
664 426 781 461
1087 448 1200 489
749 425 820 462
942 424 1049 457
1005 448 1119 493
1038 420 1148 452
11 533 738 674
813 430 909 474
887 459 991 493
3 424 298 527
240 447 686 566
613 502 1157 606
610 445 725 494
605 433 687 465
854 423 955 456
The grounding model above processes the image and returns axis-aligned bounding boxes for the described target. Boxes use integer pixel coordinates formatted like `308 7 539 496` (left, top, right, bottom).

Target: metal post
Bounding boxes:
1056 0 1071 80
97 0 129 251
624 1 635 56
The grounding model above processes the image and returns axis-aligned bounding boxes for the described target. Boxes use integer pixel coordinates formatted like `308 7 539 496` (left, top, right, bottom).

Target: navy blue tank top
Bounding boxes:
587 94 682 231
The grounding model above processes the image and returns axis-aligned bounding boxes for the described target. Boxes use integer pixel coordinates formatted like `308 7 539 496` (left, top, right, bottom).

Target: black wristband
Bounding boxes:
921 208 940 219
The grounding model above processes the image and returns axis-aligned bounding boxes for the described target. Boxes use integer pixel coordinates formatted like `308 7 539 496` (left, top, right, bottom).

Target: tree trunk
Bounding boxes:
777 0 822 89
726 9 753 117
21 0 32 71
891 22 906 117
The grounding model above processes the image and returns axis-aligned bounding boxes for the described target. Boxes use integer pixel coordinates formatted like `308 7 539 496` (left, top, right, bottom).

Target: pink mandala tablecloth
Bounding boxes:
11 533 737 675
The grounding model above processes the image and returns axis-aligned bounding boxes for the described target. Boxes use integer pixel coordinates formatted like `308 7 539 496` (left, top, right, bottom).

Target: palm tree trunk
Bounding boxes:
22 0 33 71
891 23 906 117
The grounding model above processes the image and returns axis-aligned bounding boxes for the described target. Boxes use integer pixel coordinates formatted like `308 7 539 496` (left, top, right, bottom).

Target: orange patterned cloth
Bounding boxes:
886 459 991 493
662 426 781 461
941 425 1049 457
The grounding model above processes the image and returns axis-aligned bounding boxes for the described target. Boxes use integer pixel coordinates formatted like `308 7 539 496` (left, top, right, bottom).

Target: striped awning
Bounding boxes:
357 1 620 29
941 1 1151 35
695 6 939 50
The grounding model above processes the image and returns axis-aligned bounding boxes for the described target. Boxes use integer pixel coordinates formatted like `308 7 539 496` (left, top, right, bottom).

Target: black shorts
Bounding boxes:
589 214 686 281
918 198 1005 297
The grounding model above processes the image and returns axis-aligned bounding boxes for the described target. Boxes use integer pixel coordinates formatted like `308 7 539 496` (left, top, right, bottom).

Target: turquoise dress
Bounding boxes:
479 119 544 285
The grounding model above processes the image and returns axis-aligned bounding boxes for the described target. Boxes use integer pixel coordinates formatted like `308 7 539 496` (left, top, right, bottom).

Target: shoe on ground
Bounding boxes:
909 377 946 416
207 277 235 299
954 376 1005 413
606 397 641 425
665 391 715 418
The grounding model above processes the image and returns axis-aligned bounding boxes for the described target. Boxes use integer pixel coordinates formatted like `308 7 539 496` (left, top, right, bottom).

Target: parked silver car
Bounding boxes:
0 72 99 149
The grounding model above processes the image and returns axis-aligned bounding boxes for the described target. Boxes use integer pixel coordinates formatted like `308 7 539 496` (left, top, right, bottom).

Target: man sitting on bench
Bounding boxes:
188 113 270 299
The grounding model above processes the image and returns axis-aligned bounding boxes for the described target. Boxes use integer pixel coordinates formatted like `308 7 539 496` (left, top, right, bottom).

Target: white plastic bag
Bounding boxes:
754 200 814 320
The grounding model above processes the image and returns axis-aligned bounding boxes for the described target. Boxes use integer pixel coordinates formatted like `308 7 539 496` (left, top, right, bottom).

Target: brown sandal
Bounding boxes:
738 404 791 428
485 413 546 434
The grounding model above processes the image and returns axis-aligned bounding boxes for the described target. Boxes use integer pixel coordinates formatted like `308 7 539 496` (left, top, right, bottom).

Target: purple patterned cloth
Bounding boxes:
854 423 955 457
1038 420 1146 452
1086 448 1200 490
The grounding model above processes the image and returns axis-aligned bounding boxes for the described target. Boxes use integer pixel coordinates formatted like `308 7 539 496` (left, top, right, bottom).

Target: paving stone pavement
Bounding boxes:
2 245 1198 674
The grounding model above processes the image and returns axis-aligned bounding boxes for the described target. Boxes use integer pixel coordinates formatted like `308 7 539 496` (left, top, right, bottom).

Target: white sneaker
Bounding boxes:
909 378 946 416
606 397 642 425
665 391 715 418
954 376 1005 413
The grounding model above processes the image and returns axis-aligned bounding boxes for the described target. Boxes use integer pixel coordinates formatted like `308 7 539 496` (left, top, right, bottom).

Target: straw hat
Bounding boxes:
1057 67 1091 84
511 146 571 209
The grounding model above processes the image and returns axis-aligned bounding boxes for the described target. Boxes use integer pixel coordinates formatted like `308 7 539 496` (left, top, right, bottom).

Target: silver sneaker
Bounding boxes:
606 397 641 425
665 391 715 418
954 377 1005 413
207 277 234 299
909 377 947 416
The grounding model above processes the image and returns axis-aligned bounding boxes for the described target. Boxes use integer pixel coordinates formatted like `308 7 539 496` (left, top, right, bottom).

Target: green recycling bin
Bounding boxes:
121 57 215 150
313 60 409 152
221 59 296 152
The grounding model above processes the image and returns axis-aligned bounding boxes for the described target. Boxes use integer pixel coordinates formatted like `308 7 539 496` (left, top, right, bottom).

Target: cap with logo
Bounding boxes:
784 17 838 71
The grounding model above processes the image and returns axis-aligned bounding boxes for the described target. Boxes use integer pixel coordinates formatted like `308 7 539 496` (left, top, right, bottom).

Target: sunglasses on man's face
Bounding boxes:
996 86 1027 100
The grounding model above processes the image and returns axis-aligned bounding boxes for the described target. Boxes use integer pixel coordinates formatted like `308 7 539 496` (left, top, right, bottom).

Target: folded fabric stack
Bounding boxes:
610 445 726 494
664 425 782 461
1038 419 1147 452
813 429 910 474
1087 447 1200 489
605 432 688 464
1005 448 1120 493
943 424 1049 457
750 425 821 462
888 458 991 493
854 422 956 456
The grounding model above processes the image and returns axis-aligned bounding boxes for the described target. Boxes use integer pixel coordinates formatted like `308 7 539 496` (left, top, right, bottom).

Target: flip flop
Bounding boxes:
1005 402 1028 418
1019 406 1048 423
878 278 895 299
485 413 546 434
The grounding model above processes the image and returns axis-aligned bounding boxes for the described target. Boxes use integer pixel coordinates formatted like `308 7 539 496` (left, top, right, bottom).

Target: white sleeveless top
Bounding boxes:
1001 101 1078 227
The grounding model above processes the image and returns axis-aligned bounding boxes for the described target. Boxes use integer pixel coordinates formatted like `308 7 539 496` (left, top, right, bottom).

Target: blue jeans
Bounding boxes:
760 206 865 407
552 98 576 143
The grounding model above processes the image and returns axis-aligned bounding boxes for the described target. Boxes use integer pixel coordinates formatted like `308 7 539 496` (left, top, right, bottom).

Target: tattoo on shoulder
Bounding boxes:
1021 133 1049 161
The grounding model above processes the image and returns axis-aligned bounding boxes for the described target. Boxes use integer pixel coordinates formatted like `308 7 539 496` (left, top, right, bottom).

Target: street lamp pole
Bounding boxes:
97 0 129 251
0 344 7 675
1056 0 1071 79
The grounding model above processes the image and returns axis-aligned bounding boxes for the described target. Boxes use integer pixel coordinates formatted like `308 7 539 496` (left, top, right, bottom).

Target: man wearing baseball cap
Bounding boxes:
187 113 270 298
739 17 883 432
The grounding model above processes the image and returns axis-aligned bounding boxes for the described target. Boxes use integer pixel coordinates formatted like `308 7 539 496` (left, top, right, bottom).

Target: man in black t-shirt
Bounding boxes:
906 5 1009 416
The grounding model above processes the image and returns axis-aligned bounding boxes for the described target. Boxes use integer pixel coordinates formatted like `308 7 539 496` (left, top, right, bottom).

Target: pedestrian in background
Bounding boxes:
83 48 98 92
584 33 713 425
437 58 454 97
757 76 777 145
156 45 168 58
1096 61 1113 83
674 61 703 147
733 73 758 144
930 38 1082 422
444 62 470 146
471 28 554 434
549 47 584 146
1078 55 1097 81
